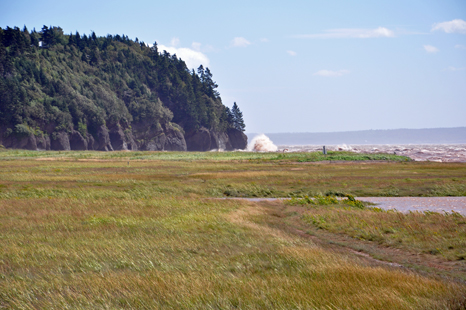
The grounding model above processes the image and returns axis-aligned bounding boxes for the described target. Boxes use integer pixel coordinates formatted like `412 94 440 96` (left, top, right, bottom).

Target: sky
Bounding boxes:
2 0 466 133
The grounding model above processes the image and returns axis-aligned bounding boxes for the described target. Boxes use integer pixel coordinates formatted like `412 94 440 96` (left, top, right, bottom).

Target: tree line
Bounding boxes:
0 25 245 143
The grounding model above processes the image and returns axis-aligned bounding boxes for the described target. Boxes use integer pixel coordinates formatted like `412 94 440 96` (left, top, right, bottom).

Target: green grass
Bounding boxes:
2 196 465 309
1 150 465 198
0 149 410 162
273 150 409 162
288 196 466 262
0 150 465 308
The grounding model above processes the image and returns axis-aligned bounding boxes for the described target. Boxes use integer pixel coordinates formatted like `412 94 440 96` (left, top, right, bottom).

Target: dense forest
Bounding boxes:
0 25 247 151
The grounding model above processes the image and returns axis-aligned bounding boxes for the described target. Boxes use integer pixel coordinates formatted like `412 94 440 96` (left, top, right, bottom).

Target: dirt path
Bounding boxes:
224 199 466 283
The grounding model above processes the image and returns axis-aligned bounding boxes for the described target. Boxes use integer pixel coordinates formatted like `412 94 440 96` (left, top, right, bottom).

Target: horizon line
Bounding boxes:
246 126 466 135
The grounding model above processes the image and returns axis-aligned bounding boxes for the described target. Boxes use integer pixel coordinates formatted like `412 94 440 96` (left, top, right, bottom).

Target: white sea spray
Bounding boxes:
248 134 278 152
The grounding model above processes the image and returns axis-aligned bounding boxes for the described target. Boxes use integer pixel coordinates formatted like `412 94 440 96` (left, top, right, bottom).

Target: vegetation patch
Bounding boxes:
287 199 466 262
272 150 411 162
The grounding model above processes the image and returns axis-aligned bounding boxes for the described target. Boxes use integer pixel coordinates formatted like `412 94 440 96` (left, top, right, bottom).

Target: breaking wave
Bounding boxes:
337 144 353 151
248 134 278 152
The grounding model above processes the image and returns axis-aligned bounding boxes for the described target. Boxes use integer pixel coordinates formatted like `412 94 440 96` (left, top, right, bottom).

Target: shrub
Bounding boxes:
3 128 13 137
13 124 31 137
78 122 88 137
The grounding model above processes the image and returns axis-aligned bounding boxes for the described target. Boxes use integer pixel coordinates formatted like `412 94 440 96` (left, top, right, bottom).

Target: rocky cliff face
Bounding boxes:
0 124 246 152
131 122 187 151
227 128 248 150
1 132 38 150
184 127 248 151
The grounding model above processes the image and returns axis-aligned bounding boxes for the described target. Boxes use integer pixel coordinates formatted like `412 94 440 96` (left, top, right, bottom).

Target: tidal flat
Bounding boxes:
0 150 465 309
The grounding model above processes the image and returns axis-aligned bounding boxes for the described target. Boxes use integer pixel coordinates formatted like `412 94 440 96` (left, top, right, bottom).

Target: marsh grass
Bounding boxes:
291 200 466 262
0 149 409 162
1 151 466 308
273 150 409 162
1 196 465 309
1 150 465 198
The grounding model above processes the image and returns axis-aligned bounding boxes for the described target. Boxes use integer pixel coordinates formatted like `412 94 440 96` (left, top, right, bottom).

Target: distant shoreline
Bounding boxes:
276 143 466 146
247 127 466 145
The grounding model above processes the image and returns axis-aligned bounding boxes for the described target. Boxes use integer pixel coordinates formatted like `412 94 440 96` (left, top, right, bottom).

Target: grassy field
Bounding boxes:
1 150 466 309
297 198 466 261
0 149 409 162
279 196 466 277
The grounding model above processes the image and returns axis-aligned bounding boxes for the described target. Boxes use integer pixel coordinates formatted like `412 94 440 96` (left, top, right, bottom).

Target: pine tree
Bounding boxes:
231 102 245 132
197 65 205 83
203 67 219 98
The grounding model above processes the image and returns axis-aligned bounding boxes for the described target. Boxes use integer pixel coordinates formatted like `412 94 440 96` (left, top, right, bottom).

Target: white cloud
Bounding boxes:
159 44 209 69
260 38 269 43
294 27 395 39
191 42 201 51
287 50 297 56
423 45 439 53
447 66 466 71
432 19 466 34
314 69 350 77
191 42 216 53
455 44 466 49
170 37 180 47
231 37 251 47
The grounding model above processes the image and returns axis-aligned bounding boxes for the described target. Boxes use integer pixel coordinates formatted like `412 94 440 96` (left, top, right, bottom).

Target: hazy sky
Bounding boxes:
2 0 466 133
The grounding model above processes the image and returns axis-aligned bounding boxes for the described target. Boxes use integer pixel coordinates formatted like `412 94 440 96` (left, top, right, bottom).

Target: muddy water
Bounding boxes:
221 197 466 215
357 197 466 215
279 144 466 162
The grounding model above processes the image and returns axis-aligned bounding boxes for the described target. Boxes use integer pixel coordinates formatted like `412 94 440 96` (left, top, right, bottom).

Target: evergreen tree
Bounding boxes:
225 106 234 124
197 65 205 83
40 25 51 46
231 102 245 132
203 67 219 98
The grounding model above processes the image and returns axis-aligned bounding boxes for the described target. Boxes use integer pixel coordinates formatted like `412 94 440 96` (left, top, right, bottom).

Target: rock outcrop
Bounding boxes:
185 127 247 151
210 131 232 150
69 130 88 150
36 135 51 150
108 125 128 151
131 122 187 151
227 128 248 150
185 127 212 151
95 125 114 151
0 123 245 152
163 124 187 151
142 135 166 151
51 132 71 150
87 135 95 150
1 133 37 150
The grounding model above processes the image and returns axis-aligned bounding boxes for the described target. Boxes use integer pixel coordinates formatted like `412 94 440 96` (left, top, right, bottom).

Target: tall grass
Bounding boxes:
0 152 465 308
0 149 410 162
1 197 465 309
291 200 466 262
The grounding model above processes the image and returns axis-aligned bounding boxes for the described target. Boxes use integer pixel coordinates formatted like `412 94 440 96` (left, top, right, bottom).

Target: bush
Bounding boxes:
14 124 31 137
288 194 365 209
78 122 87 137
3 128 13 137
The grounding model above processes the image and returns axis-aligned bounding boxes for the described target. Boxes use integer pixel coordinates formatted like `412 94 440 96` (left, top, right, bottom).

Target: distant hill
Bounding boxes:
0 25 247 151
247 127 466 145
